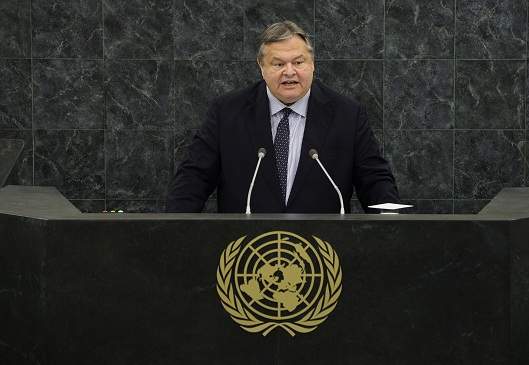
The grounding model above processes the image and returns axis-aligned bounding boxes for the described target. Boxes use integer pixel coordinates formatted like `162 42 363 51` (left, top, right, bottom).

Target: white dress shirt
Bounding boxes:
266 87 310 204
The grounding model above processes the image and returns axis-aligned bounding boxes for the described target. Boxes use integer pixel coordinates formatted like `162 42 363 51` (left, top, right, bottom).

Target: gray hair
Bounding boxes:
257 21 314 64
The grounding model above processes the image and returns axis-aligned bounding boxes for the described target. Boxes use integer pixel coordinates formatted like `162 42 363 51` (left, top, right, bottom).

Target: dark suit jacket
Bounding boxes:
166 80 398 213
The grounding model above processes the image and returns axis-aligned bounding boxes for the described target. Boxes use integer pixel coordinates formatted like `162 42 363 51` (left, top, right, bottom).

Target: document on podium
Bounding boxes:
368 202 413 214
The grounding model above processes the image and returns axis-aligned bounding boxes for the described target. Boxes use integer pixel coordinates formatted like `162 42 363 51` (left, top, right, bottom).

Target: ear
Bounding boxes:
257 58 265 76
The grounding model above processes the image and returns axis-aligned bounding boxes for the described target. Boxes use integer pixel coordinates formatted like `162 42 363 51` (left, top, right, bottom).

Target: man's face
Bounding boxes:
258 36 314 105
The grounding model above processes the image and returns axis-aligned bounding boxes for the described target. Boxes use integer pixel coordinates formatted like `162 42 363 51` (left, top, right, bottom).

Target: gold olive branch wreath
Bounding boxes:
216 235 342 337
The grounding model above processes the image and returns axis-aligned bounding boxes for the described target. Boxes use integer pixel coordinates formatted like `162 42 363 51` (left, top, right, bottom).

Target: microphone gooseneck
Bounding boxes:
309 149 345 215
245 148 267 214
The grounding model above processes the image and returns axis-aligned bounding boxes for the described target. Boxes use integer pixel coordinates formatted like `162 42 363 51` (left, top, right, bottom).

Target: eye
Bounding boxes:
273 62 284 68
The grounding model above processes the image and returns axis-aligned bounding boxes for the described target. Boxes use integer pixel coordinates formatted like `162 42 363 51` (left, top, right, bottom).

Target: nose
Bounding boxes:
283 63 295 76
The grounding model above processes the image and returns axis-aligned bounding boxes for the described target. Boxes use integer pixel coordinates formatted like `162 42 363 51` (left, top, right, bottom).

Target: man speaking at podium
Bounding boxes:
166 21 399 214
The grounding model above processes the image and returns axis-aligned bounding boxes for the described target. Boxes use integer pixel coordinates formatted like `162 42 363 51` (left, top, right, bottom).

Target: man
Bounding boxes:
166 21 398 213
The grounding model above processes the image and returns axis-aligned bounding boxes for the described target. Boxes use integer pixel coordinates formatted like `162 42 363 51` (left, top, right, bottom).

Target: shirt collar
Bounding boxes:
266 86 311 118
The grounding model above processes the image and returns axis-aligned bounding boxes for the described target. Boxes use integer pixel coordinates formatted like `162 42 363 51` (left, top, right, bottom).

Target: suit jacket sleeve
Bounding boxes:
352 105 399 212
165 100 221 212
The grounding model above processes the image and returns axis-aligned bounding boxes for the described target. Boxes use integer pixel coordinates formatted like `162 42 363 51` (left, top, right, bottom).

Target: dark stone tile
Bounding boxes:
104 0 173 59
0 60 32 129
174 128 195 169
315 0 384 59
385 60 454 129
373 129 383 153
454 199 490 214
32 0 103 58
456 0 526 59
456 61 525 129
70 199 105 213
317 61 382 129
174 0 243 60
350 199 364 213
526 61 529 131
243 0 314 60
33 59 104 129
174 60 260 131
107 200 165 213
385 130 453 199
105 60 173 130
0 0 30 57
525 132 528 186
0 130 32 185
202 198 217 213
34 130 104 199
399 199 453 214
455 130 525 199
386 0 454 59
106 130 173 199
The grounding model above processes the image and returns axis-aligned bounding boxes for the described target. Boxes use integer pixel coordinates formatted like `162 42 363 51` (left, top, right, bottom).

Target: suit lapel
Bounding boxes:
287 82 333 207
245 82 284 205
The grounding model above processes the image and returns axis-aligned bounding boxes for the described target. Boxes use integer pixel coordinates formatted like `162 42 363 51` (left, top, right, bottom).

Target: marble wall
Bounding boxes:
0 0 527 213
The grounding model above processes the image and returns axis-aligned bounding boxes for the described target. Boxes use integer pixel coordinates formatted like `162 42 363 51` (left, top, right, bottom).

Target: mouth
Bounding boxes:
281 80 299 86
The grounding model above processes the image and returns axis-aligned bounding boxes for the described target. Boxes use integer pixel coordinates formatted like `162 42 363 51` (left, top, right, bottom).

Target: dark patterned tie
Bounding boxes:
274 108 291 204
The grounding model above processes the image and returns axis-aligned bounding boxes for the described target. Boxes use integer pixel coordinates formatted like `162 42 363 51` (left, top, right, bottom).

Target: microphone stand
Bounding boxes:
309 149 345 215
245 148 266 214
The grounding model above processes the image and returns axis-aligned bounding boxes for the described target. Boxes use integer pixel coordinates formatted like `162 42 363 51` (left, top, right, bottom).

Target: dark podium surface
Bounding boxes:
1 185 528 365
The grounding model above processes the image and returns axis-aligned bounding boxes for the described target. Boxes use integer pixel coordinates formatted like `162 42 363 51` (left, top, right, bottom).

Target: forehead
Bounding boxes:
262 36 312 59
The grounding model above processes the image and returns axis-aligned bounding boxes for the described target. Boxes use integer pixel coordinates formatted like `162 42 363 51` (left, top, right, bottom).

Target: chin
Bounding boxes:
279 93 301 104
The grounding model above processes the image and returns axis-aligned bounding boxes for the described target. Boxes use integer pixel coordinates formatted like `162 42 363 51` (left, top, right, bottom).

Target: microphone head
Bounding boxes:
257 147 266 158
308 148 318 159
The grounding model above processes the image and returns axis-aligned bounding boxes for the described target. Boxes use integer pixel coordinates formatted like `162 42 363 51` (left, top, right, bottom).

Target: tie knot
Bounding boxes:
282 108 292 118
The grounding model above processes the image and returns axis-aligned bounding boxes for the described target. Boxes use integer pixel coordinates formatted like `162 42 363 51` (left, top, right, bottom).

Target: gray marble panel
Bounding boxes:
33 59 104 129
454 199 490 214
526 61 529 130
70 199 106 213
0 60 31 129
315 0 384 59
0 130 33 185
174 128 195 169
385 130 453 199
385 60 454 129
399 199 454 214
105 60 173 130
316 61 382 129
202 198 218 213
243 0 314 60
349 199 363 213
373 129 383 153
107 200 165 213
32 0 103 58
34 130 104 199
456 0 526 59
174 60 260 131
104 0 173 59
174 0 243 60
456 61 525 129
385 0 454 59
106 130 173 199
0 0 30 57
455 130 525 199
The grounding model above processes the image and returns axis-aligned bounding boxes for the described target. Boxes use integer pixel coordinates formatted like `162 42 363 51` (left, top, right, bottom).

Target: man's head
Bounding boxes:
257 21 315 105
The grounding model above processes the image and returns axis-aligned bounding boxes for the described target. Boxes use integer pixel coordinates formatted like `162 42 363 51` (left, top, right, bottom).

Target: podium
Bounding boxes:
1 185 528 365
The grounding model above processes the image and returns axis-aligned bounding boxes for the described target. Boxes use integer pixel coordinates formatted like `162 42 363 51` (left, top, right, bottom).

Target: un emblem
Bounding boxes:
216 231 342 336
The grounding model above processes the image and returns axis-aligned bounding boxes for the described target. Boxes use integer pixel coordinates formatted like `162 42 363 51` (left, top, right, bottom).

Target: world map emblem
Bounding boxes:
216 231 342 336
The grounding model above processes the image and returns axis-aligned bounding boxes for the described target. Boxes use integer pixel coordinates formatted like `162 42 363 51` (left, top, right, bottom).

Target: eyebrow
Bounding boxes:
270 55 305 62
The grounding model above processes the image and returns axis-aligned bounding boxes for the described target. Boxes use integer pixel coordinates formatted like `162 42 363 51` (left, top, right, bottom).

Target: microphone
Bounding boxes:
309 149 345 215
245 148 267 214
